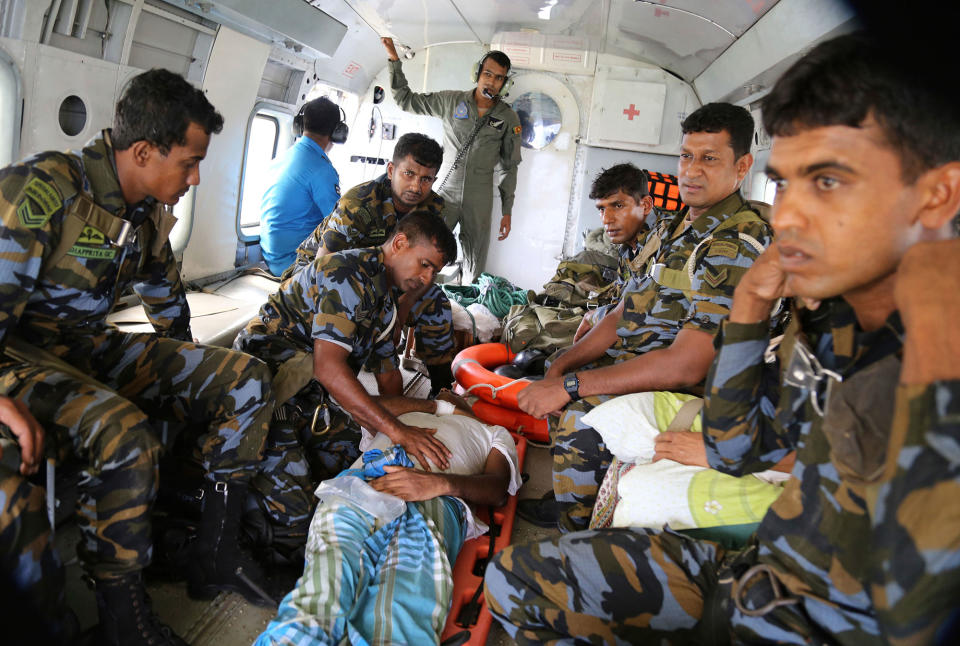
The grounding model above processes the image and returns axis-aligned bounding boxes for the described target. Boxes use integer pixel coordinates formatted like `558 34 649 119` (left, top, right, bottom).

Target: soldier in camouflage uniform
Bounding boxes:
518 104 773 532
0 70 276 644
382 37 522 280
571 162 660 344
0 395 71 641
235 213 458 539
283 133 457 394
486 33 960 644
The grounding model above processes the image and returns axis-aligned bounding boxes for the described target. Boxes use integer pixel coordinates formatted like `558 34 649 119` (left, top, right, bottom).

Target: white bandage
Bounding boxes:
434 399 456 416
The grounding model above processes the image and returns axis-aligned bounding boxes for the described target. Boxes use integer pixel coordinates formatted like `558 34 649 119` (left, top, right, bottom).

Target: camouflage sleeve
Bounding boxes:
409 284 455 365
0 168 61 352
317 198 370 255
310 256 379 353
388 60 452 117
133 236 192 341
684 228 770 337
498 109 522 215
702 319 792 475
870 379 960 641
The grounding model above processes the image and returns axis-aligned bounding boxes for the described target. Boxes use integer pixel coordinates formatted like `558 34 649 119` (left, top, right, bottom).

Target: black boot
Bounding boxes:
187 480 276 606
94 571 186 646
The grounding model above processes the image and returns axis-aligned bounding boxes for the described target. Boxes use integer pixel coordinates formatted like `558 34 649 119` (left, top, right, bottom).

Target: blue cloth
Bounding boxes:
255 445 467 646
260 136 340 275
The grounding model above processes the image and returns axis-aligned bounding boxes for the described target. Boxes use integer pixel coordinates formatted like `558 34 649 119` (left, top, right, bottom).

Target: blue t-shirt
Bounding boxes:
260 136 340 275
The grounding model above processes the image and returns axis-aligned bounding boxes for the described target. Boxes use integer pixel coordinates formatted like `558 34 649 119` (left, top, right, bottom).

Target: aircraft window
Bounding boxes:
238 113 281 236
513 91 562 150
0 49 20 168
58 95 87 137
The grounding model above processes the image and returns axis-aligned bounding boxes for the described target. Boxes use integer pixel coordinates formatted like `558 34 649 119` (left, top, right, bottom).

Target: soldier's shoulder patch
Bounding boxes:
513 125 522 134
706 240 739 259
16 177 62 228
702 266 729 289
454 101 469 119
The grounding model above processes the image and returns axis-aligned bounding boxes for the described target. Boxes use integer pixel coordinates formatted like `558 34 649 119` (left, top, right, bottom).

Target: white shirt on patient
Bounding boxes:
357 411 523 539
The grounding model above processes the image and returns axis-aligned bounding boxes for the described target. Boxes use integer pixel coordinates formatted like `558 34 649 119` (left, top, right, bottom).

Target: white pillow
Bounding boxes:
581 391 702 464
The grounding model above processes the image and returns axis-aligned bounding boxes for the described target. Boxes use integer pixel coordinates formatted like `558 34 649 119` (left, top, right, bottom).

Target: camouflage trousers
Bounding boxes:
552 394 615 533
486 527 859 645
408 284 455 366
0 328 272 578
0 466 67 631
250 392 362 538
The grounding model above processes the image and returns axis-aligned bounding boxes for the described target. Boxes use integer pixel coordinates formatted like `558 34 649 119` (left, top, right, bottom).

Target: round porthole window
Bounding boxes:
512 91 562 150
58 95 87 137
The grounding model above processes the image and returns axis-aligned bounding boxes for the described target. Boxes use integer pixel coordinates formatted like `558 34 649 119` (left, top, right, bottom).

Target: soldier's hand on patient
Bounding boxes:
653 431 709 468
370 465 446 501
0 396 45 476
392 423 451 471
896 238 960 384
518 378 568 419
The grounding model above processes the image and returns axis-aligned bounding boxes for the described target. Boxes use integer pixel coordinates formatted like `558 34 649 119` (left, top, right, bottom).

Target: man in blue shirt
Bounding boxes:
260 97 344 275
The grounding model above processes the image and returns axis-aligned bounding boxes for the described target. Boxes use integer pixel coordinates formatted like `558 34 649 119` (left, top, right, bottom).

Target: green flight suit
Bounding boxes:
388 59 522 279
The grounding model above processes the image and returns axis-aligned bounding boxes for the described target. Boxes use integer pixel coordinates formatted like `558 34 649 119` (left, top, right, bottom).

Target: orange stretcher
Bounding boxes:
440 432 528 646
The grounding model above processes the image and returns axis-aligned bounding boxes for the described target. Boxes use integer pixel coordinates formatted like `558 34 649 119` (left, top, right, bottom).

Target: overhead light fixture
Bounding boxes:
538 0 558 20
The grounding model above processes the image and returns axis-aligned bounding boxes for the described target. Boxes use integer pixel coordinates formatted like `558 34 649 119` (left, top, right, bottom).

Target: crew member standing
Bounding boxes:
382 37 522 281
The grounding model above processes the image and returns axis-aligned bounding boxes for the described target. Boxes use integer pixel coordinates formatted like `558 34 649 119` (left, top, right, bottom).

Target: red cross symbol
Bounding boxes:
623 104 640 120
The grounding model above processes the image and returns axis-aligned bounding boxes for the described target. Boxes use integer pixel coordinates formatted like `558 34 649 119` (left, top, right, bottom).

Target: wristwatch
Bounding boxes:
562 373 581 401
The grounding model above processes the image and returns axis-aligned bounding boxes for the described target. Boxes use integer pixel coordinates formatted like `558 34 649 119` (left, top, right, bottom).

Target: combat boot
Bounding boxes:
94 571 186 646
187 480 276 606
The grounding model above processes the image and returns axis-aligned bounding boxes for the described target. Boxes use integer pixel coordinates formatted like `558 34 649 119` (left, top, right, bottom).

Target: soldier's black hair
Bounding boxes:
395 212 458 265
762 32 960 183
482 50 512 73
302 97 341 137
113 68 223 153
393 133 443 171
589 163 649 204
681 103 754 161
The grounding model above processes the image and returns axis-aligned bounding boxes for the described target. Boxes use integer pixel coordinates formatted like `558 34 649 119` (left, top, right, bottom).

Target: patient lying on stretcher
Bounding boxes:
255 393 522 646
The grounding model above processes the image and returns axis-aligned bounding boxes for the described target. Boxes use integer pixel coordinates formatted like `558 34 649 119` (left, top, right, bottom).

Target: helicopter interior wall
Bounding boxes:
181 26 270 280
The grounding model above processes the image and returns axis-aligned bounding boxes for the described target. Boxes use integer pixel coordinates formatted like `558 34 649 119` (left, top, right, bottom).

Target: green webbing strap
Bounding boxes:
271 351 314 408
649 208 767 294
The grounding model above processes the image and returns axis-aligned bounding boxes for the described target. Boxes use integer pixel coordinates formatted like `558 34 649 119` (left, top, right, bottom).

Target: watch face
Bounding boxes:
563 374 579 397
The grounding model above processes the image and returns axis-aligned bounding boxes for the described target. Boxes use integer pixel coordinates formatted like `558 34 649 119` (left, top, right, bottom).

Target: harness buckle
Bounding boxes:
114 220 134 247
648 263 666 284
311 403 331 436
732 564 799 617
783 338 843 417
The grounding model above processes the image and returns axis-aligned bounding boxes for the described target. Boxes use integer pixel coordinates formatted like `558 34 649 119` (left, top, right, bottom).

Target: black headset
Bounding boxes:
293 102 349 144
471 51 514 96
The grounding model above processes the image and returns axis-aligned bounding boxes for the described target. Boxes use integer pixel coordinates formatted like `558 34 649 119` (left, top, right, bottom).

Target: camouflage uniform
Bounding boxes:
553 193 772 532
0 131 272 579
0 457 66 632
282 172 455 366
235 247 398 531
388 59 522 278
487 297 960 643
